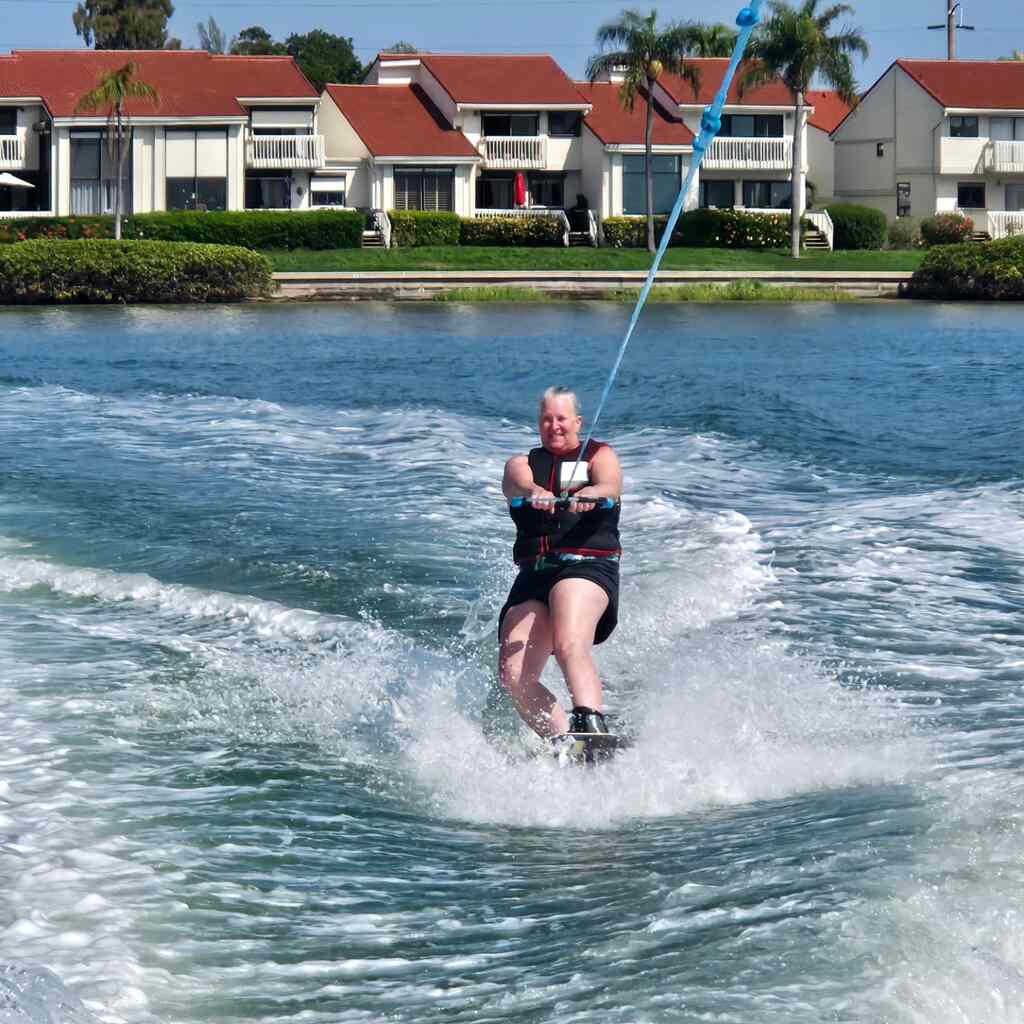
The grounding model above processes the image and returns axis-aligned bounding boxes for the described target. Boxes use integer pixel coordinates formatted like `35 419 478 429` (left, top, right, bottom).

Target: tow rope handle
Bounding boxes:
509 496 618 511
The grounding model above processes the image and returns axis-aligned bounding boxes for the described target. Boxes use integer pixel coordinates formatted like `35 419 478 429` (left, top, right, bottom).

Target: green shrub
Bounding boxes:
824 203 888 249
887 218 920 250
0 239 272 304
903 235 1024 300
459 215 566 247
602 209 795 249
919 212 974 247
0 210 363 250
388 210 461 247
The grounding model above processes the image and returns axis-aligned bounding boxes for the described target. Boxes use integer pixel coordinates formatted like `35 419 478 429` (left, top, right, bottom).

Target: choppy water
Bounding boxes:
0 301 1022 1023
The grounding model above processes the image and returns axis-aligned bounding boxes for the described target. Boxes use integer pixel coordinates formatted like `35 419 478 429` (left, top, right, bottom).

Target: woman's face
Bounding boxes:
538 396 582 455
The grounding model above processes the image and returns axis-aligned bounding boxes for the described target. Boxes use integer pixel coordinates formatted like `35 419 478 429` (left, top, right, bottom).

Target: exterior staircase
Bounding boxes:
969 230 992 243
361 229 385 248
568 230 594 247
803 227 830 251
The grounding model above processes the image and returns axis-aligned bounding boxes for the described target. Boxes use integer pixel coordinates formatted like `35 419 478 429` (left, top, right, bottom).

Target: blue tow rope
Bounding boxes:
565 0 765 493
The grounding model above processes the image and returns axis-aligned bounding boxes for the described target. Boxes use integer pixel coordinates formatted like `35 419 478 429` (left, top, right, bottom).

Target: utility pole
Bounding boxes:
928 2 975 60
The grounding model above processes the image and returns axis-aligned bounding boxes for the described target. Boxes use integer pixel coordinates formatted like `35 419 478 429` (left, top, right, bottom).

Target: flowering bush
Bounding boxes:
919 212 974 247
903 235 1024 299
602 209 796 249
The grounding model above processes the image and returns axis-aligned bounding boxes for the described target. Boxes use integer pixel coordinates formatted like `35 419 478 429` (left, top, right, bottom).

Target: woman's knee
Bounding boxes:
552 630 592 666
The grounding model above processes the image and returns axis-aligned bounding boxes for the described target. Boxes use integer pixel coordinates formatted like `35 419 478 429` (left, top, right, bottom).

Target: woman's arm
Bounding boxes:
503 455 556 505
570 445 622 504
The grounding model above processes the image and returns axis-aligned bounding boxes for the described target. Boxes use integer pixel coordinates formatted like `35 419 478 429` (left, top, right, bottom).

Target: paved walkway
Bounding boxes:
271 269 913 301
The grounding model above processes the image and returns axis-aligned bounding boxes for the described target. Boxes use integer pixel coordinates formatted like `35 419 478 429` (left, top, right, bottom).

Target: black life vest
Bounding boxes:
510 440 621 564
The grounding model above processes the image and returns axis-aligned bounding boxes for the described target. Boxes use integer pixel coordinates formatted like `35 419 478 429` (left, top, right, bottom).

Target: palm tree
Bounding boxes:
75 63 159 240
692 23 739 57
587 10 706 253
743 0 867 258
1000 49 1024 61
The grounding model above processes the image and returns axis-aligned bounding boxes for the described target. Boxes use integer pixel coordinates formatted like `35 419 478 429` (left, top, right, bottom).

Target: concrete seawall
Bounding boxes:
271 269 913 301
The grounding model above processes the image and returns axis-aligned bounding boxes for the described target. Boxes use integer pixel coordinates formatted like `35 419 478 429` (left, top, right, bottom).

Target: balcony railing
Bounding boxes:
479 136 547 169
985 140 1024 174
702 136 793 170
0 134 26 169
246 133 326 169
988 211 1024 240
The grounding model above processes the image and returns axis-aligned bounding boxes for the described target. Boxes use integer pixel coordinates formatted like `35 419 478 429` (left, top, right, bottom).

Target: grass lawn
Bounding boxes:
266 245 924 273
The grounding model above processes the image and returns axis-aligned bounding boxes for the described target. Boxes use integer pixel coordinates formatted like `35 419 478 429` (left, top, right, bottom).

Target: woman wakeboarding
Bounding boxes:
498 386 623 744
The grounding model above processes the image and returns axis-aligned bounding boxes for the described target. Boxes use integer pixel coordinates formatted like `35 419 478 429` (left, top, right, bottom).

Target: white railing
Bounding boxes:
370 208 391 249
479 136 547 169
805 209 834 250
988 211 1024 240
586 208 598 246
0 135 25 168
702 136 793 170
472 207 570 246
246 133 326 169
985 140 1024 174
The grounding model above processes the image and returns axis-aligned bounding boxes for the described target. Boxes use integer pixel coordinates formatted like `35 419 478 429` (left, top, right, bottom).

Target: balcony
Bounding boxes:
478 135 547 169
0 135 26 170
246 133 326 170
936 135 987 175
702 136 793 170
985 140 1024 174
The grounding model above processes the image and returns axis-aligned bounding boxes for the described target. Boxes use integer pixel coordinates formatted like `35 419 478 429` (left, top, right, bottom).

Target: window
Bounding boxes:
990 117 1024 141
0 108 16 134
482 113 539 137
476 173 513 209
1006 185 1024 212
246 173 291 209
548 111 582 137
311 190 346 207
528 173 564 208
957 182 986 209
70 130 130 215
721 114 784 137
309 176 346 207
700 179 735 208
623 154 681 215
742 179 792 209
897 181 911 218
166 128 228 212
949 116 979 138
395 167 455 211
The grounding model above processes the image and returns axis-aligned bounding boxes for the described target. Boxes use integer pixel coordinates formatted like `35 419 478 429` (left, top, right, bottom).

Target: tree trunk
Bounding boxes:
645 79 656 254
790 90 805 259
114 105 124 241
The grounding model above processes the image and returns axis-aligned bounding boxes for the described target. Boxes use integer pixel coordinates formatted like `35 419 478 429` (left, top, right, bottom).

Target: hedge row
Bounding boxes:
388 210 461 246
823 203 888 250
460 215 565 247
0 210 364 250
603 209 795 249
903 235 1024 300
387 210 567 247
0 239 273 304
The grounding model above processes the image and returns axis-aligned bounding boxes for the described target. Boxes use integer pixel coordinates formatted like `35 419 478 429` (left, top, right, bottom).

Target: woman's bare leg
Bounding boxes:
498 600 569 737
548 578 609 713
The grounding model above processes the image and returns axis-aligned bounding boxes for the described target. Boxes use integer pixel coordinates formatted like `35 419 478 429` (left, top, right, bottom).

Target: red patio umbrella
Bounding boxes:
514 172 527 207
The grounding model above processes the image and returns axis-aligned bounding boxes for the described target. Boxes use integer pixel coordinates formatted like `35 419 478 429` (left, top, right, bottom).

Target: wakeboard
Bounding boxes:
553 732 628 767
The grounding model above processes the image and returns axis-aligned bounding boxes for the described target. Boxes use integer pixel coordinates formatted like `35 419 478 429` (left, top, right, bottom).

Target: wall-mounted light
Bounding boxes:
876 142 885 157
296 185 305 196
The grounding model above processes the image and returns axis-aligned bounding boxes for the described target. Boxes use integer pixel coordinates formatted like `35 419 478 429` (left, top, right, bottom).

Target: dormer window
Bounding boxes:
720 114 784 138
949 116 978 138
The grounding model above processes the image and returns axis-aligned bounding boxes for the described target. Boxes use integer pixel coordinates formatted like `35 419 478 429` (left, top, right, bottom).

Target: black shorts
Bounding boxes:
498 558 620 645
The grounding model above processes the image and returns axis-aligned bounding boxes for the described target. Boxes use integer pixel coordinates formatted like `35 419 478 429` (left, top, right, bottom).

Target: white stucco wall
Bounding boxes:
806 125 835 201
580 127 607 218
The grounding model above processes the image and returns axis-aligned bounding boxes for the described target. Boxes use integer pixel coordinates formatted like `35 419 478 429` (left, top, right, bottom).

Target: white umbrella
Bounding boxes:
0 172 34 188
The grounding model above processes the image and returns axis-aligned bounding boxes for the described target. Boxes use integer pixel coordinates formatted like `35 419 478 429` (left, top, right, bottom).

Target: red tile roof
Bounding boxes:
575 82 693 146
806 89 852 132
895 59 1024 110
0 50 316 118
658 59 795 107
378 53 589 107
325 83 479 158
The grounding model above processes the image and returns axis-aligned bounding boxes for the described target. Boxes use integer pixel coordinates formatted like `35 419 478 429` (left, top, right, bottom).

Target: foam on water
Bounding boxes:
0 364 1022 1021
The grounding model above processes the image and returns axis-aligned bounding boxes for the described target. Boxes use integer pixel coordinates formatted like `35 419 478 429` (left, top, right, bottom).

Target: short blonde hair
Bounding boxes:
539 386 581 417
